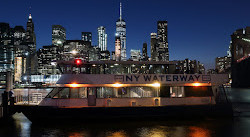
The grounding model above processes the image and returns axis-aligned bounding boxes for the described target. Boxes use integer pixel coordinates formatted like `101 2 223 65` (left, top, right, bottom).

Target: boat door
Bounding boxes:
88 87 96 106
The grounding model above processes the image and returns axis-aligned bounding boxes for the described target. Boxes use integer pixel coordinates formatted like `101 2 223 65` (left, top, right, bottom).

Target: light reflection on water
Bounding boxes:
5 113 234 137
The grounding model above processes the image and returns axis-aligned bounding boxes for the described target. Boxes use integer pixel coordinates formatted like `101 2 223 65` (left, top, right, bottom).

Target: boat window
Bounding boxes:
46 87 63 98
70 88 79 98
96 87 158 98
184 86 213 97
59 88 70 98
79 87 87 98
88 87 96 95
170 87 184 97
97 87 117 98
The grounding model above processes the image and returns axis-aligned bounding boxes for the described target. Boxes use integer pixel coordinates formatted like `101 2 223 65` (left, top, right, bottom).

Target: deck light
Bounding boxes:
69 83 79 87
151 82 161 87
113 83 122 87
74 59 82 65
193 83 201 87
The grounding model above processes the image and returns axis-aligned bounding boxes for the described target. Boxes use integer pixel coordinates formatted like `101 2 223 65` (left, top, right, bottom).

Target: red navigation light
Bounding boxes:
74 59 82 65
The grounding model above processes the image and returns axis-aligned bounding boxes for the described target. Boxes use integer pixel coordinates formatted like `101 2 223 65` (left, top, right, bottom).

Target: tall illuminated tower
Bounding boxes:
98 26 107 51
116 2 126 61
26 14 36 54
157 21 169 61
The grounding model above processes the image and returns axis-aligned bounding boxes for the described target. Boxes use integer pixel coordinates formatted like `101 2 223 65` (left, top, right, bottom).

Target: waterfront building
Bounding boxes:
89 46 100 61
100 50 110 61
81 32 92 43
142 42 148 61
0 42 15 73
150 33 158 61
0 23 12 40
157 21 169 61
52 25 66 46
230 27 250 87
13 26 26 45
116 2 127 61
98 26 107 51
207 69 217 74
57 60 176 75
31 74 61 86
14 45 29 82
215 56 231 74
63 40 91 61
231 27 250 62
115 37 121 61
175 58 205 74
197 61 205 74
111 51 115 61
0 23 15 73
130 49 141 61
37 45 61 75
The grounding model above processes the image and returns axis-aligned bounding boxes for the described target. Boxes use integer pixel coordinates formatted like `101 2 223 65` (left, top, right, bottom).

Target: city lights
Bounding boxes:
193 83 201 87
69 83 80 87
71 50 78 55
113 83 123 87
151 82 161 87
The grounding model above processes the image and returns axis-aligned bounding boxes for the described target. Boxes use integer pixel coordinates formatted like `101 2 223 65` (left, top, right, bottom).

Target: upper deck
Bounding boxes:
57 60 177 74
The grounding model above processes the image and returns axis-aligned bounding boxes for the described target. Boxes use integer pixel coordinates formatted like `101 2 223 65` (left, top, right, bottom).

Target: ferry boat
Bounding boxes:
17 60 232 121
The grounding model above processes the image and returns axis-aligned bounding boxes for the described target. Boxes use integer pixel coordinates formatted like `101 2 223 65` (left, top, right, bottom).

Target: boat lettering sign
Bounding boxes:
56 74 228 85
114 74 211 84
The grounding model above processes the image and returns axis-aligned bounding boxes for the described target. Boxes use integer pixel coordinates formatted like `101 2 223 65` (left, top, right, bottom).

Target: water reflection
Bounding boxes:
7 113 235 137
188 127 211 137
1 87 250 137
13 113 32 137
105 130 127 137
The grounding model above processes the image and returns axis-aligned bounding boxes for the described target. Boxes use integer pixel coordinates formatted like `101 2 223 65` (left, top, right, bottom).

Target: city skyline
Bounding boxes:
1 0 250 69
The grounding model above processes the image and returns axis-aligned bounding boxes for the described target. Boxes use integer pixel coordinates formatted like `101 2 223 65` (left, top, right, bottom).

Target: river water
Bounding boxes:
0 88 250 137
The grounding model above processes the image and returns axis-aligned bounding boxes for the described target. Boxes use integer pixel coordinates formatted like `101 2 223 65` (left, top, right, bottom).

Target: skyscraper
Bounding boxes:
157 21 169 61
150 33 157 61
115 36 121 61
116 2 126 61
230 27 250 87
0 23 14 72
98 26 107 51
130 49 141 61
52 25 66 46
26 14 36 54
142 42 148 61
26 14 38 76
81 32 92 43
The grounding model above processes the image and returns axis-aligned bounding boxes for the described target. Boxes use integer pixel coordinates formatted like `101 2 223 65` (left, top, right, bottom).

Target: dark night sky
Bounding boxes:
1 0 250 69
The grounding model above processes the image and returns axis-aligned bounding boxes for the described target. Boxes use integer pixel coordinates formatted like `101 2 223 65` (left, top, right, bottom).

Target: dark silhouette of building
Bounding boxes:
231 27 250 87
37 45 61 75
150 33 157 61
150 21 169 61
26 14 36 54
215 56 231 74
142 42 148 61
157 21 169 61
81 32 92 43
52 25 66 46
175 58 205 74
